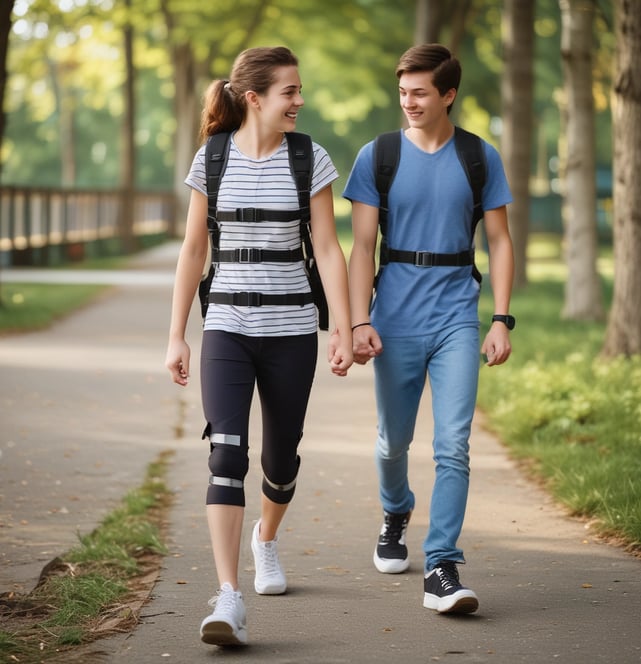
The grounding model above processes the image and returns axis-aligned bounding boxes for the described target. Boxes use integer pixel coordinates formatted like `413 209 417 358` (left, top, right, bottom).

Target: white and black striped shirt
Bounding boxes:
185 133 338 336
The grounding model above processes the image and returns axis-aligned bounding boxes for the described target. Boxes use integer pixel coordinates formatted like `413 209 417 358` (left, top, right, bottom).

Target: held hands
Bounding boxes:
165 339 191 386
481 323 512 367
352 323 383 365
327 329 354 377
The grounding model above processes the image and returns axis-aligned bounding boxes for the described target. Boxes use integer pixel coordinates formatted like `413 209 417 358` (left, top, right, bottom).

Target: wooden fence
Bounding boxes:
0 186 177 266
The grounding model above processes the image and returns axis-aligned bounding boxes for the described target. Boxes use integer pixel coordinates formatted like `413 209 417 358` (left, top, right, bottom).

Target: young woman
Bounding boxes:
165 46 352 647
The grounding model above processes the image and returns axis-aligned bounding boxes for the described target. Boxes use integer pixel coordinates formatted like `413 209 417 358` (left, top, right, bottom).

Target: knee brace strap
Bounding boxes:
209 432 241 446
263 475 297 492
209 475 243 489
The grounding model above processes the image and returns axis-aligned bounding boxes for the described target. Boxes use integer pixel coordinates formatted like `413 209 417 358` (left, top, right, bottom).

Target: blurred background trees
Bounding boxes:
3 0 640 356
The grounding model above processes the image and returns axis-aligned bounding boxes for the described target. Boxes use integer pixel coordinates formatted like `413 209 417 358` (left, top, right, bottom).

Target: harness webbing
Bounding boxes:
373 126 487 286
199 132 328 329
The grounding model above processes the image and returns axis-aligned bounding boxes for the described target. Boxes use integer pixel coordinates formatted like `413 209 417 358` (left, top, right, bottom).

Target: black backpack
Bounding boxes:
198 131 329 330
373 126 487 286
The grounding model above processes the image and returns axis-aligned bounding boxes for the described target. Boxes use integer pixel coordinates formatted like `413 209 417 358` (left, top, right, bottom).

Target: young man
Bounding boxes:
343 44 514 614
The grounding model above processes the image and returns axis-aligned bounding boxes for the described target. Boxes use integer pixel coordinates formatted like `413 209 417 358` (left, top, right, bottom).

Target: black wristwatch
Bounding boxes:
492 314 516 330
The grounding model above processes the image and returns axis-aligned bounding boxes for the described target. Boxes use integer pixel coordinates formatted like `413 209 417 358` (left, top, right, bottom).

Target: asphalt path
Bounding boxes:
1 242 639 663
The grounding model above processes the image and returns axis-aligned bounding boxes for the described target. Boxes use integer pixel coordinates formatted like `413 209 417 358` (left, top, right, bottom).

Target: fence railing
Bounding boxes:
0 186 177 266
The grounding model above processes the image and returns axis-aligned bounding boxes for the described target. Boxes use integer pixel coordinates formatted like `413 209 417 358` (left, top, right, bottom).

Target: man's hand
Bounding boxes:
352 324 383 365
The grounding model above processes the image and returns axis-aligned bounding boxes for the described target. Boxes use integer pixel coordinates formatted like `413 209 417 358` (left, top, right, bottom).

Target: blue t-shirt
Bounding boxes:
343 129 512 337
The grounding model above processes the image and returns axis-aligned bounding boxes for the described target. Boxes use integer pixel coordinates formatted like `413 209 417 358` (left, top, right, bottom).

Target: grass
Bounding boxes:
0 254 130 335
477 238 641 553
0 283 108 334
0 450 174 662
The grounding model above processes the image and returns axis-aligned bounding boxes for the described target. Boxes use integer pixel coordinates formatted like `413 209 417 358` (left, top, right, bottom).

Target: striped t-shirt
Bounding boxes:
185 132 338 336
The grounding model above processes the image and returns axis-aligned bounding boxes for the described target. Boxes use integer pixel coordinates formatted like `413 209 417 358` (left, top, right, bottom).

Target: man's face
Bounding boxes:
398 71 455 129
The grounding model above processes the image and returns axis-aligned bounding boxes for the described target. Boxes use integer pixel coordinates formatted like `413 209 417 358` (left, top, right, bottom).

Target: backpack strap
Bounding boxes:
372 131 401 289
200 131 328 330
373 127 487 287
453 126 486 238
374 130 401 240
286 132 329 331
199 132 232 317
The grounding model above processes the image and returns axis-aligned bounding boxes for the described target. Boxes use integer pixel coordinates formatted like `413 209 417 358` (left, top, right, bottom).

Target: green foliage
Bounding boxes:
478 267 641 550
0 450 173 658
0 283 107 334
4 0 614 194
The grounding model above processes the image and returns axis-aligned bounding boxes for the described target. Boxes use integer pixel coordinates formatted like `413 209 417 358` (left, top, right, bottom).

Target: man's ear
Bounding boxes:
443 88 457 107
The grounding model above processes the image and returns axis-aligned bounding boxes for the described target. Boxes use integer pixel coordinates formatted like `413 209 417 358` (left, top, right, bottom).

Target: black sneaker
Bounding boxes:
373 510 411 573
423 560 479 614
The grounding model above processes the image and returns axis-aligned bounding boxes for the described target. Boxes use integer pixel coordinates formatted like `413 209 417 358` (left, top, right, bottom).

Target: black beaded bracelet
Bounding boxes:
351 322 372 331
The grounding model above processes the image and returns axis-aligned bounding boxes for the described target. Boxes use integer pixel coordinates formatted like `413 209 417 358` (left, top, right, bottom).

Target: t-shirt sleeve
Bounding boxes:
482 142 513 211
311 142 339 196
184 144 207 197
342 140 380 207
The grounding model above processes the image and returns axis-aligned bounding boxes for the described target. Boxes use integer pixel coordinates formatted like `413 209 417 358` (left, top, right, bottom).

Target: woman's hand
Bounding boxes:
166 339 191 386
327 329 354 377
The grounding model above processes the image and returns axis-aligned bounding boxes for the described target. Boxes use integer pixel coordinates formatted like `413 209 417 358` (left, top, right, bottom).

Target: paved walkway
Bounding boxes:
1 243 639 663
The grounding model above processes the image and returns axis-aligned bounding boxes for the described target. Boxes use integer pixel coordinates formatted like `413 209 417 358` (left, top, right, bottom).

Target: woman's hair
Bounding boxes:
199 46 299 141
395 44 461 114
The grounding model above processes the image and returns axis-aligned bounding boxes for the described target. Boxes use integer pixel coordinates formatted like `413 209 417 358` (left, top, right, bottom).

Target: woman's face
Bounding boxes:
256 65 304 133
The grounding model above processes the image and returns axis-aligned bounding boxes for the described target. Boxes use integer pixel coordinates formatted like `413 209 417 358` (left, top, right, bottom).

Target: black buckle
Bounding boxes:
237 248 261 263
414 251 435 267
237 208 257 222
237 292 262 307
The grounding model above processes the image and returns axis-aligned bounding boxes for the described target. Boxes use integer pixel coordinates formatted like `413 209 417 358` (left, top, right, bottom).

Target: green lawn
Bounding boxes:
477 240 640 552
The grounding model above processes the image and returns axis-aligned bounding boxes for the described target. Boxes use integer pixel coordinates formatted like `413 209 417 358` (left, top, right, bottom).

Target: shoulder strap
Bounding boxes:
285 132 312 222
205 132 232 233
199 132 232 317
453 126 486 235
285 131 329 330
374 130 401 238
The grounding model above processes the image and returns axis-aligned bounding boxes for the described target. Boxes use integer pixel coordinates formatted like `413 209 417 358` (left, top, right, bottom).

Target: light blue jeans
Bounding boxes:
373 324 480 571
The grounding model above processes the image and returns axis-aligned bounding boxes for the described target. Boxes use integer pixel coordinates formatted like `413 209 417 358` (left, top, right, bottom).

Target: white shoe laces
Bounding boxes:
209 584 239 613
257 539 283 578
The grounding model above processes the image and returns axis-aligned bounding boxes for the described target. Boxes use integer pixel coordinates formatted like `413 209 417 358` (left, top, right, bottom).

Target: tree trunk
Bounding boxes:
0 0 15 183
414 0 444 44
601 0 641 357
560 0 604 320
414 0 472 54
171 42 199 237
119 0 137 253
501 0 534 289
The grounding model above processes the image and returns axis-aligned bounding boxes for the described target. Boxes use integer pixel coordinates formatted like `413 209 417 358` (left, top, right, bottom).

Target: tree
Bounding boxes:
119 0 137 252
501 0 534 289
414 0 474 54
559 0 604 320
601 0 641 357
0 0 16 181
159 0 269 229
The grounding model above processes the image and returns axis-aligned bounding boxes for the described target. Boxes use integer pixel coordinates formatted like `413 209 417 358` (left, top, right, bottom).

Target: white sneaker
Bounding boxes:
199 582 248 646
251 520 287 595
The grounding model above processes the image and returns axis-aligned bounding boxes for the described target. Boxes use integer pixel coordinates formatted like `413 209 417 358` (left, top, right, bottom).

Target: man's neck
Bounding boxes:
404 121 454 154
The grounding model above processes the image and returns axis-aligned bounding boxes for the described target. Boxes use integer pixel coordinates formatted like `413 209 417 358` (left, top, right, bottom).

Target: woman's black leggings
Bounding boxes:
200 330 317 507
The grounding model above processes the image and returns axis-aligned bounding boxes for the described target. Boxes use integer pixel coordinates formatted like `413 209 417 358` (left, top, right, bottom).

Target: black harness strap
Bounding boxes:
382 248 475 268
212 247 304 263
208 291 315 307
215 208 302 222
373 127 487 286
286 132 328 330
200 131 328 329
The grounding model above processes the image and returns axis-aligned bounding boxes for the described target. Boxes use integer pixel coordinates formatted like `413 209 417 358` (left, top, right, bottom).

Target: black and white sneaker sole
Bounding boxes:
374 550 410 573
423 589 479 614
